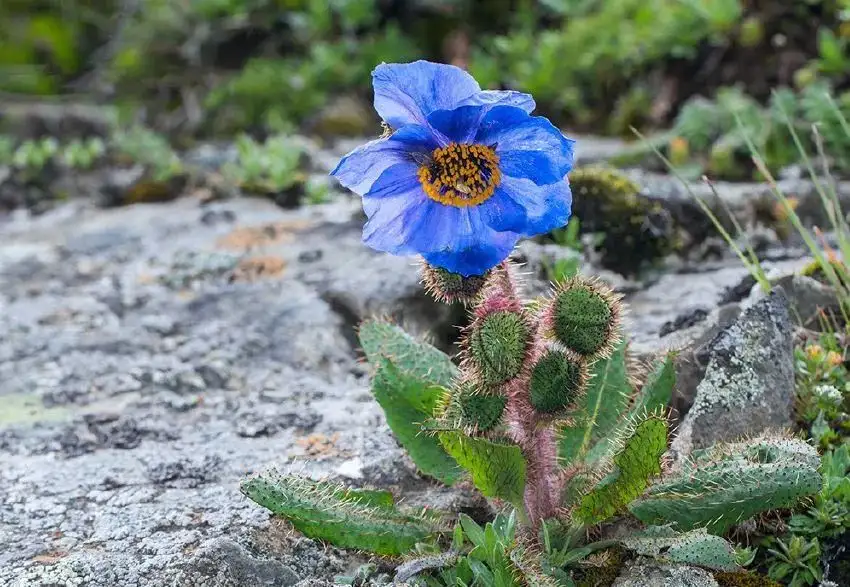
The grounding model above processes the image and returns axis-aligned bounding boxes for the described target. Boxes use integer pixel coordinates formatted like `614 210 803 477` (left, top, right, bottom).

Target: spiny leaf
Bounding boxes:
359 319 457 387
241 472 443 556
372 359 463 485
440 432 526 507
559 339 630 463
628 352 676 417
574 414 667 525
630 437 822 534
583 352 676 466
622 526 740 572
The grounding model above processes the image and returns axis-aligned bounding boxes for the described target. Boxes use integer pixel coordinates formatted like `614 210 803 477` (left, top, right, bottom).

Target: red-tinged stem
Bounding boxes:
490 262 561 528
521 426 559 527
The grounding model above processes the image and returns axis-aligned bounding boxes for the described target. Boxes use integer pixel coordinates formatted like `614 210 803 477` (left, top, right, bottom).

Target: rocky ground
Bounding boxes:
0 136 827 586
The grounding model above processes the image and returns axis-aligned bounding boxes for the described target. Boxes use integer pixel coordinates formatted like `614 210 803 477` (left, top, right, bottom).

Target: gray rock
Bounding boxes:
612 559 719 587
671 288 795 458
626 265 754 352
769 273 841 328
662 303 743 425
176 538 300 586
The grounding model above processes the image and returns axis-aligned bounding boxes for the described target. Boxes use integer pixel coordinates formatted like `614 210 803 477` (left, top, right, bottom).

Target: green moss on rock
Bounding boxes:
567 166 679 277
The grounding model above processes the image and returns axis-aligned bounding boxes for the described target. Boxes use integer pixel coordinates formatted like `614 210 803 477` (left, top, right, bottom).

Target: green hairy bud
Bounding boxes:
456 383 507 432
529 350 588 414
468 311 529 385
550 277 621 358
421 262 490 305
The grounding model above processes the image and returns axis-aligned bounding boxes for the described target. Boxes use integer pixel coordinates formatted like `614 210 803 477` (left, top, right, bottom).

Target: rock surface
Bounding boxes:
0 183 810 584
671 288 796 458
612 559 719 587
0 196 440 585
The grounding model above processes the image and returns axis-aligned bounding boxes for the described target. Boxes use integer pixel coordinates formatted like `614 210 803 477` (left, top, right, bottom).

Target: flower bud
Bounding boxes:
455 382 507 432
421 262 490 305
529 350 588 414
547 276 621 359
468 310 529 385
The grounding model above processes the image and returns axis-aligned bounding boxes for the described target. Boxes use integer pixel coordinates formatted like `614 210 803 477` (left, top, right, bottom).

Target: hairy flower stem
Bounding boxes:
522 426 559 526
485 262 560 528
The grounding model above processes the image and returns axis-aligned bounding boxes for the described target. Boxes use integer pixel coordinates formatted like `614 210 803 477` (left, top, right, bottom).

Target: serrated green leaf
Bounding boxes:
583 353 676 466
622 526 740 572
372 359 462 485
630 437 822 534
440 432 526 507
559 339 630 463
575 415 667 525
359 319 457 387
241 472 443 556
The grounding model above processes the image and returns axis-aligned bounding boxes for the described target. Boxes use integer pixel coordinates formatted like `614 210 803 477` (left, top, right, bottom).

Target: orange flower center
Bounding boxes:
417 143 501 207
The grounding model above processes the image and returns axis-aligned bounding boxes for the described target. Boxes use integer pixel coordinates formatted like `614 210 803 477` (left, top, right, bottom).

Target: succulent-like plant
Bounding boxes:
241 259 824 584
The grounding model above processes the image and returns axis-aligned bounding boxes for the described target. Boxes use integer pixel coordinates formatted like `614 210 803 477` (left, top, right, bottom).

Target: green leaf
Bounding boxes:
241 472 444 556
440 432 527 507
460 514 487 548
359 319 457 387
575 414 668 524
629 353 676 416
622 526 740 572
372 359 463 485
559 339 630 463
630 437 823 534
583 352 676 466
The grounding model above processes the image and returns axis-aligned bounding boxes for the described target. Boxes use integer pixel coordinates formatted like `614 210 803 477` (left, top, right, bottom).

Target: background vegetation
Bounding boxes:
1 1 848 140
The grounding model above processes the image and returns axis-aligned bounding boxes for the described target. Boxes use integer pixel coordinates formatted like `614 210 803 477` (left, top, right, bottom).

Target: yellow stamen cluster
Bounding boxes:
417 143 501 207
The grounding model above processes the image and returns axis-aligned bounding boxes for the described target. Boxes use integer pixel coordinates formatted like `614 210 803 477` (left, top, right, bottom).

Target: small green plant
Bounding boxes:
651 83 850 180
545 217 583 282
794 337 849 446
59 138 106 170
11 137 59 171
304 176 331 205
111 126 183 181
765 535 822 587
0 135 15 164
223 134 305 195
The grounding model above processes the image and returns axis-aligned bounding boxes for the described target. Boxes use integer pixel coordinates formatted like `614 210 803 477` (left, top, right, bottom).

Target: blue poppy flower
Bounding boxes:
331 60 575 276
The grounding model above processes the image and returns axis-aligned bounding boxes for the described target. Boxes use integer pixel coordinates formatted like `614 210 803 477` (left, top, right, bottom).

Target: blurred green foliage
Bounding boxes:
0 0 118 94
111 125 184 180
653 83 850 180
1 0 849 138
222 133 305 193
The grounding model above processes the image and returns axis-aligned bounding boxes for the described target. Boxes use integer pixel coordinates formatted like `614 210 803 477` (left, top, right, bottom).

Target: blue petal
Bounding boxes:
477 188 528 233
372 61 481 129
361 168 428 255
493 175 572 236
426 105 487 145
458 90 535 113
413 202 520 276
476 106 575 185
331 125 437 195
422 227 520 276
362 162 422 202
